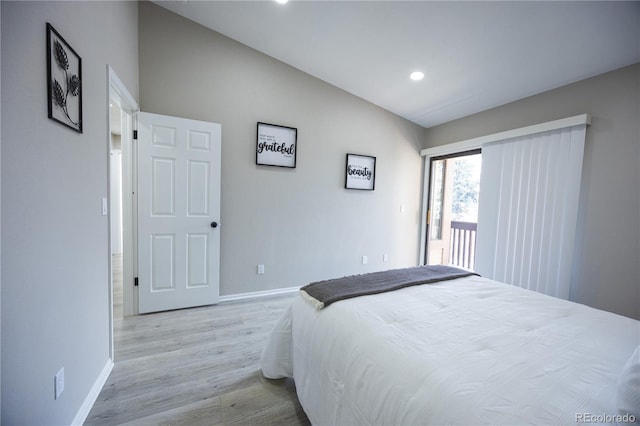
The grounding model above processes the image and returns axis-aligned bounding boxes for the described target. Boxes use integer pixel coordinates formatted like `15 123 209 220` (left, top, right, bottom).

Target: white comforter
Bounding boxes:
261 275 640 425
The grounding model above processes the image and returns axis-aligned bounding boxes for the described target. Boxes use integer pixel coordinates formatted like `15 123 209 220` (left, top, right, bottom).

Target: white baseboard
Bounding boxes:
219 286 300 303
72 358 114 426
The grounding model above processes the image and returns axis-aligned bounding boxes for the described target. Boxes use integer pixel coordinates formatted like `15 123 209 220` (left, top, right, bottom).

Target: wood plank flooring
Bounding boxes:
86 256 310 425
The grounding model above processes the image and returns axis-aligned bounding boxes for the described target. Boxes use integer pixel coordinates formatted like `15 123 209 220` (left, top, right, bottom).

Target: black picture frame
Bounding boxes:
47 23 83 133
256 122 297 168
345 153 376 190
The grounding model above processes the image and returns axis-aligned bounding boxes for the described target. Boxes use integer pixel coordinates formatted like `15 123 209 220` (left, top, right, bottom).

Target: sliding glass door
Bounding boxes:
425 150 481 270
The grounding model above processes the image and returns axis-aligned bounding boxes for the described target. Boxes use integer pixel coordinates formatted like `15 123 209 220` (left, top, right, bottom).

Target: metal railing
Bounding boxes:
449 221 477 271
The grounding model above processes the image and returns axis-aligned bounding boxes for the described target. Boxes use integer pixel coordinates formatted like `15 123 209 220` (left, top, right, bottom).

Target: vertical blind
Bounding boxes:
475 124 587 299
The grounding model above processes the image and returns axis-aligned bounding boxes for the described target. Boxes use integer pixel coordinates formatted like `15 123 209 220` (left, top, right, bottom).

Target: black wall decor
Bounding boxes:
256 122 297 168
47 23 83 133
345 153 376 190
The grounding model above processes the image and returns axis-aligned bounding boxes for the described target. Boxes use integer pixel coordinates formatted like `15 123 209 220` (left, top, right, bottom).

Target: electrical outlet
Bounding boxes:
54 368 65 400
383 253 389 262
257 264 265 275
362 255 368 265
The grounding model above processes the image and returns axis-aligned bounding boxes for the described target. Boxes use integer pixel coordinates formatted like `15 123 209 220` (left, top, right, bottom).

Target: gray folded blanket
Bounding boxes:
300 265 479 309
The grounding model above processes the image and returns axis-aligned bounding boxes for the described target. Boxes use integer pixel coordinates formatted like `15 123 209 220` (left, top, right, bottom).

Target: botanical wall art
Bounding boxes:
256 122 297 168
345 153 376 190
47 23 82 133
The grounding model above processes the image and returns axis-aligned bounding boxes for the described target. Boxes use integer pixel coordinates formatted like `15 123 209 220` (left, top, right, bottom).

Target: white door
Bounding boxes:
137 112 221 314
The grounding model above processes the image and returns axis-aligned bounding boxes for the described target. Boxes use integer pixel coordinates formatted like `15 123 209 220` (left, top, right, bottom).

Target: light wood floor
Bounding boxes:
86 256 310 425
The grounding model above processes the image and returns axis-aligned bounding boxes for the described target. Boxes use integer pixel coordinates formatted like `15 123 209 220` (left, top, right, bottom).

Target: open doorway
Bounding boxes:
108 66 138 360
425 150 481 270
110 104 124 322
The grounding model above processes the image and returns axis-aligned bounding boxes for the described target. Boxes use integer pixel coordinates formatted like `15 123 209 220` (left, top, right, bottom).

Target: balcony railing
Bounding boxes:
449 221 477 271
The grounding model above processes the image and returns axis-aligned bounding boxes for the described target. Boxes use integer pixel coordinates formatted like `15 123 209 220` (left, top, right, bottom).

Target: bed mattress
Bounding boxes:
261 275 639 425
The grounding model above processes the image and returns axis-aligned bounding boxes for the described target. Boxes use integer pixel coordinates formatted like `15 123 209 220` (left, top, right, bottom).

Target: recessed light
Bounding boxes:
410 71 424 81
275 0 288 4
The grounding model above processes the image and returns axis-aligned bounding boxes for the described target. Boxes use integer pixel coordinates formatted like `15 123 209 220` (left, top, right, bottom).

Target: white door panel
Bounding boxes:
137 112 221 314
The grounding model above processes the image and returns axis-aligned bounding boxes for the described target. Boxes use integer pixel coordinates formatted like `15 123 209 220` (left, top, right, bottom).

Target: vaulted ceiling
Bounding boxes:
154 1 640 128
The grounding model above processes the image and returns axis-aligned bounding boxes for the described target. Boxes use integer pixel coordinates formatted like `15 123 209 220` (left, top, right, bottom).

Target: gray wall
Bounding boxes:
139 2 426 296
1 1 138 423
424 63 640 320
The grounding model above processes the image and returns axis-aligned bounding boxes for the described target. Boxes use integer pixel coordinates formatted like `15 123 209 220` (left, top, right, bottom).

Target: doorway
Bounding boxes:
425 150 481 270
108 67 138 360
110 103 124 323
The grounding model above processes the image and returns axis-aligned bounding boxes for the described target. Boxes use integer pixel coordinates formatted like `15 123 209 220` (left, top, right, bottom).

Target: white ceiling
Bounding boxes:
153 1 640 128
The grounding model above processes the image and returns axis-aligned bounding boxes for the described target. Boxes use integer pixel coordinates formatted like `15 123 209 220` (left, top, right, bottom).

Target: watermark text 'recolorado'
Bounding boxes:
576 413 636 423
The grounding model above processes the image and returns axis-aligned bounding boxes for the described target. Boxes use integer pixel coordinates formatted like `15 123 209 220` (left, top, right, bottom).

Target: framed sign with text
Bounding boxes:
345 153 376 190
256 122 297 168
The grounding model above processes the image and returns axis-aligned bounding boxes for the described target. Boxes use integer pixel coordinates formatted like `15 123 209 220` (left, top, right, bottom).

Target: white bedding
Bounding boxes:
261 275 640 425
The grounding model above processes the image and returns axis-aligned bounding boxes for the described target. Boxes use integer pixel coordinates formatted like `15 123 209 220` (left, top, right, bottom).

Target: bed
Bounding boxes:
261 266 640 425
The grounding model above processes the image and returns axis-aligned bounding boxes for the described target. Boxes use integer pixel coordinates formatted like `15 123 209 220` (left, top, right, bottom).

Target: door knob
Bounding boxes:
210 221 218 228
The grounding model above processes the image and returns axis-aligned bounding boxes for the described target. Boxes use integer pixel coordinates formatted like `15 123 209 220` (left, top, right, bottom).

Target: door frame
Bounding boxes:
107 66 138 359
